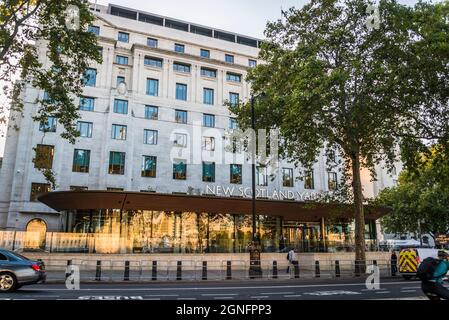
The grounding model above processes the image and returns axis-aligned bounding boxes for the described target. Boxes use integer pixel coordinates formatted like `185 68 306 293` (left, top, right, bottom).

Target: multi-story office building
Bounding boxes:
0 3 395 254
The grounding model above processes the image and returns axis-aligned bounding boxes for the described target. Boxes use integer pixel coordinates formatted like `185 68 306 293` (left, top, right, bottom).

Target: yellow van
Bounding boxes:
399 248 441 280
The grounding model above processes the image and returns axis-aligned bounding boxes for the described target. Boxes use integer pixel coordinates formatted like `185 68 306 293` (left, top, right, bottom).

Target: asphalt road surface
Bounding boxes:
0 277 442 300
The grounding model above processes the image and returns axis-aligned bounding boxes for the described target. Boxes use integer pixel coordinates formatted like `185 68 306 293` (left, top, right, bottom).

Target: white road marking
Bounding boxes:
260 292 294 295
201 293 238 296
144 294 179 297
375 291 391 294
400 290 417 293
213 297 234 300
284 295 302 298
177 298 197 300
251 296 269 299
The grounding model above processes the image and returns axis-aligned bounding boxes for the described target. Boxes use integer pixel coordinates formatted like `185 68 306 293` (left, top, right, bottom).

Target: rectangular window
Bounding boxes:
39 117 57 133
173 161 187 180
147 38 158 48
226 73 242 82
249 59 257 68
79 96 95 111
174 43 185 53
229 118 238 129
117 76 125 87
145 105 158 120
141 156 157 178
118 31 129 43
282 168 294 187
111 124 127 140
203 88 214 105
72 149 90 173
176 83 187 101
230 164 242 184
109 151 126 175
30 183 51 201
34 144 54 169
146 78 159 96
200 67 216 78
144 56 163 68
116 55 128 65
88 25 100 36
202 162 215 182
175 110 187 124
304 171 314 189
173 62 190 73
225 54 234 63
202 137 215 151
200 49 210 58
229 92 239 106
174 133 188 147
77 121 93 138
203 114 215 128
84 68 97 87
144 129 158 145
113 99 128 114
257 166 268 186
328 172 338 190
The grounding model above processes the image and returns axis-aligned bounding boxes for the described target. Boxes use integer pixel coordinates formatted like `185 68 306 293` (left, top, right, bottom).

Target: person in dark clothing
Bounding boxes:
390 251 398 276
421 251 449 300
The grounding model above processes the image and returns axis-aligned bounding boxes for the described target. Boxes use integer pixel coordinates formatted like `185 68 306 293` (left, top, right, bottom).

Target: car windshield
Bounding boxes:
4 251 30 261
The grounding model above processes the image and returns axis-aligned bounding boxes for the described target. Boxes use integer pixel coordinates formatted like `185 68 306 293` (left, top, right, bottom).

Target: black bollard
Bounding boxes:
202 261 207 280
272 261 278 279
226 261 232 280
95 260 102 281
315 261 320 278
151 261 157 281
176 261 182 280
124 261 130 281
335 260 341 278
65 260 72 280
293 261 300 279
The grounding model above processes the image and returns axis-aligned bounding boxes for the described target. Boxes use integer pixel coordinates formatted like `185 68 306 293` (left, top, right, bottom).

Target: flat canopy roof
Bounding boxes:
38 191 388 222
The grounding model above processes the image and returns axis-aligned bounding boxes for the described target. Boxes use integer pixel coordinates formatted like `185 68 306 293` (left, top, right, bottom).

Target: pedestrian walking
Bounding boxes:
419 250 449 300
390 251 398 276
286 247 296 274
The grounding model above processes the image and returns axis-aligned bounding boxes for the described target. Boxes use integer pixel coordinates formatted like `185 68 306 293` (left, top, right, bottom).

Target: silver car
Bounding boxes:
0 249 46 293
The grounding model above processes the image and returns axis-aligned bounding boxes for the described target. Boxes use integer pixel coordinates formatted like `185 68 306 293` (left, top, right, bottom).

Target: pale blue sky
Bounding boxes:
0 0 422 156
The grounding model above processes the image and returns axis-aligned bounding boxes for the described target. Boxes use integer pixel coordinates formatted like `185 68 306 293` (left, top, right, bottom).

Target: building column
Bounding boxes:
320 217 327 251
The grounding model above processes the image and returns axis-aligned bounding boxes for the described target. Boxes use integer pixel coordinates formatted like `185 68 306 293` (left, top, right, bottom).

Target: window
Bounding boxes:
109 151 126 175
117 76 125 87
328 172 338 190
257 166 268 186
30 183 51 201
146 78 159 96
72 149 90 173
226 73 242 82
201 67 216 78
116 55 128 65
141 156 157 178
98 46 103 56
77 121 93 138
34 144 54 169
147 38 158 48
107 187 124 191
144 56 163 68
39 117 57 133
112 124 127 140
203 114 215 128
173 62 190 73
175 110 187 124
88 25 100 35
84 68 97 87
282 168 294 187
118 31 129 43
144 129 158 145
225 54 234 63
230 164 242 184
174 133 188 147
174 43 185 53
113 99 128 114
176 83 187 101
145 105 158 120
79 96 94 111
173 161 187 180
202 162 215 182
229 92 239 106
328 150 336 162
249 59 257 68
202 137 215 151
229 118 238 129
70 186 88 191
200 49 210 58
304 171 314 189
203 88 214 105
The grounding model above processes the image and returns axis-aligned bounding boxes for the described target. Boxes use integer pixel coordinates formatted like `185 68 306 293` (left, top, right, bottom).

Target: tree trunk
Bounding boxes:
351 153 366 275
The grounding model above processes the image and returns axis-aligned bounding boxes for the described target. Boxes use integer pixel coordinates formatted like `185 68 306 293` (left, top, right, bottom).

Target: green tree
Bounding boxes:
1 0 102 187
375 145 449 239
230 0 446 266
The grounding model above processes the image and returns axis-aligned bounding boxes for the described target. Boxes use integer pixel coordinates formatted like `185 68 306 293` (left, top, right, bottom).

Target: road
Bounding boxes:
0 277 439 300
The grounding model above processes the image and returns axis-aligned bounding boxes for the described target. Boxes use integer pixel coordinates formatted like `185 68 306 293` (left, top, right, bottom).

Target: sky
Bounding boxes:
0 0 421 156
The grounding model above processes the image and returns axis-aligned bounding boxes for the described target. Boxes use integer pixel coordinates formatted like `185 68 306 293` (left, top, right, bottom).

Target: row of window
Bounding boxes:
86 26 258 68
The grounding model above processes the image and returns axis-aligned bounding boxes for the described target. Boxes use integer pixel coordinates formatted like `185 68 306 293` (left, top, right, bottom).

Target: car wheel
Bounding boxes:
0 272 18 293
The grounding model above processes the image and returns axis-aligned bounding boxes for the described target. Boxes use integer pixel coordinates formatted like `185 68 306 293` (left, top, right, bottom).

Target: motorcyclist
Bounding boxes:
421 250 449 300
